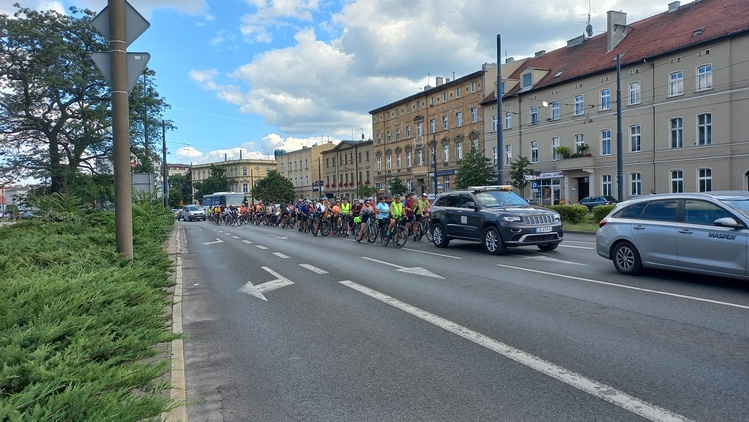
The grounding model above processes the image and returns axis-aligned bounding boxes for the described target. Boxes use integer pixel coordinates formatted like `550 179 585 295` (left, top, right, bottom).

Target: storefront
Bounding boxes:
525 171 564 205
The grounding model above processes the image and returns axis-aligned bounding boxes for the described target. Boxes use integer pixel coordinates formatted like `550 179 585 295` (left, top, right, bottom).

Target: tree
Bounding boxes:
168 173 192 208
455 146 497 189
508 155 535 198
0 6 173 192
357 183 378 199
388 178 406 196
252 170 294 203
193 165 228 202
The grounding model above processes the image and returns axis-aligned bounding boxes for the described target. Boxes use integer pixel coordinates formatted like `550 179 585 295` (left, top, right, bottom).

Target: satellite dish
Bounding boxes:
586 24 593 37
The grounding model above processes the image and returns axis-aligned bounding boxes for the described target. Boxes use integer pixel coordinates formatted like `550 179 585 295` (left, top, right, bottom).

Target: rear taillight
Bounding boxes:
598 219 607 228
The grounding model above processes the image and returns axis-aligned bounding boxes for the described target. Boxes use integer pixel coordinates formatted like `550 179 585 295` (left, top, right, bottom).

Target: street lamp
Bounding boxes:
432 136 438 195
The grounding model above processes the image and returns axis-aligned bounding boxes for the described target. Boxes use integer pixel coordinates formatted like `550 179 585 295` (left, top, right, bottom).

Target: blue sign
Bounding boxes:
531 182 539 189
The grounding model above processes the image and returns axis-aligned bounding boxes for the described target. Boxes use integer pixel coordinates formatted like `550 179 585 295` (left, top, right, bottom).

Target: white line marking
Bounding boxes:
498 264 749 310
360 257 444 278
255 245 268 250
242 240 253 244
558 244 594 250
520 256 587 266
299 263 328 274
361 256 404 269
273 252 290 259
400 247 462 259
340 280 692 422
239 266 294 301
232 235 240 239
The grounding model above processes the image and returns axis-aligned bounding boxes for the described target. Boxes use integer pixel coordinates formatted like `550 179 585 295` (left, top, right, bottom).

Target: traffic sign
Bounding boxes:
91 0 150 48
92 52 150 93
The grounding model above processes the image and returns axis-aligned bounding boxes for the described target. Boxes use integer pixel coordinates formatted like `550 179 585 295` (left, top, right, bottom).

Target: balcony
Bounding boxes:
556 155 596 171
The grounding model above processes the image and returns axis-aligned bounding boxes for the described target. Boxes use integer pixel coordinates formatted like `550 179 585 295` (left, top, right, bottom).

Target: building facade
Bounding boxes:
369 61 534 196
320 139 374 199
276 142 336 200
484 0 749 205
190 158 277 203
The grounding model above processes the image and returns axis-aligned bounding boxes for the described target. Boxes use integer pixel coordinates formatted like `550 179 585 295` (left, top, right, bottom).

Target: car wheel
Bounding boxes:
612 241 643 275
432 223 450 248
483 226 507 255
538 243 558 252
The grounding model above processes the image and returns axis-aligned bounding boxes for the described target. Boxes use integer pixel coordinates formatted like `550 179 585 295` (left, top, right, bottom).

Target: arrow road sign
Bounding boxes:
360 257 444 279
239 267 295 301
202 238 224 245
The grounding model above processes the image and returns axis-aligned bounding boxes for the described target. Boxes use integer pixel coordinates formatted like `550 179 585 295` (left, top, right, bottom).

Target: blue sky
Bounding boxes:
4 0 667 166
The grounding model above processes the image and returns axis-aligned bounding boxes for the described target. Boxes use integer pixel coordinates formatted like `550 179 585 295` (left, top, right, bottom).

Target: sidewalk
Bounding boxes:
162 224 188 422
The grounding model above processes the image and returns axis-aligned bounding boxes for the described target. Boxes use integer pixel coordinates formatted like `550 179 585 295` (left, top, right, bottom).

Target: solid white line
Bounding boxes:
400 247 462 259
299 263 328 274
558 244 594 250
255 245 268 250
361 256 405 269
498 264 749 310
273 252 290 259
340 280 692 422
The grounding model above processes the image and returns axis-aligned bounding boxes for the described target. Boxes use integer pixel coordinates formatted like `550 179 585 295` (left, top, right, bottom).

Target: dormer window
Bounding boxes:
522 73 532 88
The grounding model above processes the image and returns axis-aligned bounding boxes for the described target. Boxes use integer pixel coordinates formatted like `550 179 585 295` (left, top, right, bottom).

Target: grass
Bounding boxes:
564 213 601 234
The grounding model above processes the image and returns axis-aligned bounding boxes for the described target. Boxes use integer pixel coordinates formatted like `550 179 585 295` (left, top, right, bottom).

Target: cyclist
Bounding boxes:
313 198 327 236
339 198 352 235
415 193 431 222
376 195 392 236
357 197 375 240
403 192 416 235
388 195 404 235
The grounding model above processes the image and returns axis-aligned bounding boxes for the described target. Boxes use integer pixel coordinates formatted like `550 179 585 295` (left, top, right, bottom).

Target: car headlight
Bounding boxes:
553 212 561 223
502 215 522 222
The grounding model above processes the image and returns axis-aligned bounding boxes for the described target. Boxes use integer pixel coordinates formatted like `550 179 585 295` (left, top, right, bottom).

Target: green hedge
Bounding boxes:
0 205 178 421
593 204 616 222
547 204 589 224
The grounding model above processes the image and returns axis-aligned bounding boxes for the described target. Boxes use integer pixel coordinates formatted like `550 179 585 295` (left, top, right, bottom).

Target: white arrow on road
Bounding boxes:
268 234 288 240
361 257 444 279
519 255 587 266
239 266 295 301
203 238 224 245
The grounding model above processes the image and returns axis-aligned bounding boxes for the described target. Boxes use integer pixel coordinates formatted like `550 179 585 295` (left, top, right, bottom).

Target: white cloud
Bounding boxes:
175 146 203 161
240 0 321 43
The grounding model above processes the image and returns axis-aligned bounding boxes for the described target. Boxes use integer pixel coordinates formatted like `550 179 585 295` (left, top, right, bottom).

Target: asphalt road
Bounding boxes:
178 220 749 422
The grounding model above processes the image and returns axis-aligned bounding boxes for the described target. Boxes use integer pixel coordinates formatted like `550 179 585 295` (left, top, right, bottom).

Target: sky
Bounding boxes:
2 0 670 166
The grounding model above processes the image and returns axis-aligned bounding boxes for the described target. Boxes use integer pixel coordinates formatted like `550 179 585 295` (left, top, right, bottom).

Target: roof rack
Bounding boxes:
467 185 514 191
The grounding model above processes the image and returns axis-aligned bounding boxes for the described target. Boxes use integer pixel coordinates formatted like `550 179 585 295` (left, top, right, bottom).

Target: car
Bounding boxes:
429 185 563 255
182 204 206 222
596 191 749 280
579 195 618 211
173 208 184 220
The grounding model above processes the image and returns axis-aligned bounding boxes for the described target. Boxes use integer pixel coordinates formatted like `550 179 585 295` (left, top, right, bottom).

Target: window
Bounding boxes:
443 177 450 191
386 130 391 143
629 81 641 105
600 89 611 110
429 119 436 133
377 157 382 171
406 126 411 138
471 107 478 123
472 138 478 151
376 133 381 145
242 167 248 176
430 96 435 106
505 145 512 165
574 134 584 153
455 111 463 127
492 115 499 132
443 144 449 162
698 113 712 145
531 140 539 163
602 174 612 196
456 142 463 160
698 168 712 192
669 71 684 96
417 149 423 166
442 92 447 102
530 106 538 125
386 155 392 171
470 82 476 93
442 115 448 130
396 154 401 169
417 122 423 136
670 117 683 148
242 183 249 193
551 137 560 161
630 124 641 152
455 87 461 98
407 151 412 167
697 64 713 91
504 112 512 130
522 73 532 88
366 151 369 161
601 129 612 155
551 101 560 120
642 200 679 221
574 95 584 115
670 170 684 193
630 172 642 196
396 128 401 141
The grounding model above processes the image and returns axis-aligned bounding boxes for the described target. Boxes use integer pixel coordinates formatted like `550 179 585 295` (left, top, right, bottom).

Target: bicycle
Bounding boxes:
356 215 377 243
377 217 408 248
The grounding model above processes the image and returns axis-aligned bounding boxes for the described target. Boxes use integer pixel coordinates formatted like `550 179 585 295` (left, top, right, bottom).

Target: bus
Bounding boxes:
201 192 248 208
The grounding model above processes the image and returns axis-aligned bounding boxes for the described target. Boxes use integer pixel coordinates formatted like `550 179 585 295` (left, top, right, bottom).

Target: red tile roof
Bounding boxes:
499 0 749 97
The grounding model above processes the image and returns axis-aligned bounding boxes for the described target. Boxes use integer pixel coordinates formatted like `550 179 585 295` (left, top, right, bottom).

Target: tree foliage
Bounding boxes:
252 170 294 203
388 177 407 197
357 183 378 199
508 155 535 198
0 5 173 193
193 165 228 202
168 173 192 208
455 146 497 189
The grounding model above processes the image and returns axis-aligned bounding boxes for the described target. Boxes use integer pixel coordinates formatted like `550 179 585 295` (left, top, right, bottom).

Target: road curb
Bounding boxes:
165 224 187 421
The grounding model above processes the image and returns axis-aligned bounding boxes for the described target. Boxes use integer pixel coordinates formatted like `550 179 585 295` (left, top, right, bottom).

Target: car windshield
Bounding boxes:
187 205 200 211
475 191 529 208
720 198 749 218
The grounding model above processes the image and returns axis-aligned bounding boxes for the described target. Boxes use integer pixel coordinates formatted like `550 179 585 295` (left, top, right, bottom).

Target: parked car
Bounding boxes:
429 185 563 255
182 205 206 222
596 191 749 280
579 195 618 211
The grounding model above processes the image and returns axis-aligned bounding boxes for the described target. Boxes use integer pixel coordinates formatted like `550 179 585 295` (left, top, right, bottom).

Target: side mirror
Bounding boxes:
464 201 477 209
714 217 740 228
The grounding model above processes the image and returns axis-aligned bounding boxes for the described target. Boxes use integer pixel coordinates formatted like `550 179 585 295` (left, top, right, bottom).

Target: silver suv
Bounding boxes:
596 191 749 280
183 204 206 222
430 186 563 255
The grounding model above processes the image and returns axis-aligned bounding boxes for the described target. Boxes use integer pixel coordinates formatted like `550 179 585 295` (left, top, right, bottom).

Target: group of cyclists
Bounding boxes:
204 192 433 245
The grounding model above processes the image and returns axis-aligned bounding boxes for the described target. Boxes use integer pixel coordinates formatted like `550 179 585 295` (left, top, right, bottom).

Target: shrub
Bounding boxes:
548 204 589 224
593 204 616 222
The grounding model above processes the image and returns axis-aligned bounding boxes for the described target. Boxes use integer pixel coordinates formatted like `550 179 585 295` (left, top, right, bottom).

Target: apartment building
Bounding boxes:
369 65 497 195
190 156 277 201
320 139 374 199
483 0 749 205
276 142 336 200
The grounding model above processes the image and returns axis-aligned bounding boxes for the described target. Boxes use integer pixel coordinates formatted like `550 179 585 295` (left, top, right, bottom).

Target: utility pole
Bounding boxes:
162 120 167 208
616 53 624 201
496 34 503 185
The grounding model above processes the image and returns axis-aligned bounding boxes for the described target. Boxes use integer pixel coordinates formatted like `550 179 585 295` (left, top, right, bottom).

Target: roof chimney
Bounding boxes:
606 10 627 52
435 76 444 86
668 1 680 12
534 50 546 58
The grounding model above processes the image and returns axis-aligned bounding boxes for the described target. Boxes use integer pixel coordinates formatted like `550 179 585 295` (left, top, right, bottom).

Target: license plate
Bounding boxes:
535 226 552 233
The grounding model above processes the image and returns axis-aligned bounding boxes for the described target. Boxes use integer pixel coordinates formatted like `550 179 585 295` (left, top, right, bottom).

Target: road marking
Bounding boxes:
239 266 294 301
255 245 268 250
273 252 290 259
299 264 328 274
232 235 240 239
498 264 749 310
520 256 587 266
340 280 693 422
558 244 594 250
242 240 253 244
202 238 223 245
268 234 288 240
400 247 462 259
361 256 444 279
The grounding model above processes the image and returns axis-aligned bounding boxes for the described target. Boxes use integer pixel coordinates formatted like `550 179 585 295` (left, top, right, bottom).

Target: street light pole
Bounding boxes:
616 53 624 201
432 136 438 195
496 34 504 185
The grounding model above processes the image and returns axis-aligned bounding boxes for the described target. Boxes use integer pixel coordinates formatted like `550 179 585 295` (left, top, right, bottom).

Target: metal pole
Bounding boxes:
162 120 168 208
110 0 133 259
143 72 148 172
496 34 503 185
616 53 624 201
432 136 438 195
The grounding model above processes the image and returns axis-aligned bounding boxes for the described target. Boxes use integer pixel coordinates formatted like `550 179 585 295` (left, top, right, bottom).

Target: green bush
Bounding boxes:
593 204 616 222
547 204 589 224
0 205 178 421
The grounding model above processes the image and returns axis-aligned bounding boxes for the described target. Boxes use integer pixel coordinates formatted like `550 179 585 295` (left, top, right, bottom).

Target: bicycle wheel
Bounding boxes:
380 224 390 246
424 220 434 242
393 226 408 248
367 223 377 243
321 218 332 236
